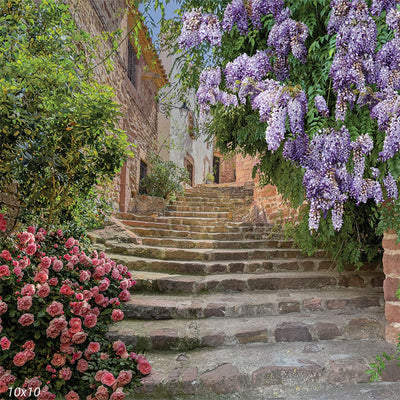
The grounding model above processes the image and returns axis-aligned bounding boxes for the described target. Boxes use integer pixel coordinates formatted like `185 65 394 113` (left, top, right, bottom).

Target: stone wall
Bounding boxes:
67 0 166 212
235 154 299 224
382 231 400 344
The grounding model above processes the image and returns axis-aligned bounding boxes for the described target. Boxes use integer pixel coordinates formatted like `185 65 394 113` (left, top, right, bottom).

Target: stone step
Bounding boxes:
118 214 235 226
168 205 232 212
174 196 253 204
130 270 383 294
129 382 400 400
108 309 385 351
122 220 272 234
130 340 396 398
124 226 273 240
109 253 332 275
140 237 295 250
105 243 326 262
122 288 383 320
164 210 232 218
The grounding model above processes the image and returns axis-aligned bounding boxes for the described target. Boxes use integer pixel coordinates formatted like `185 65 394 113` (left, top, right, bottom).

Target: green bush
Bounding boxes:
139 154 190 200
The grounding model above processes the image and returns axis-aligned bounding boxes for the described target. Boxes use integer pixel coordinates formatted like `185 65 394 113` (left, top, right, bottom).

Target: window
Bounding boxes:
139 159 147 182
128 41 138 87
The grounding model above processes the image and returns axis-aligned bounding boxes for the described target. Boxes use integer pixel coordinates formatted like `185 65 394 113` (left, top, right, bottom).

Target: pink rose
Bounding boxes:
99 279 110 291
79 270 90 282
87 342 100 353
0 336 10 350
51 353 66 367
94 266 105 278
17 296 32 311
111 309 124 322
51 317 67 332
24 349 35 361
39 256 51 269
46 301 63 317
100 371 115 387
0 301 7 315
117 370 132 386
48 277 58 286
13 351 28 366
110 390 125 400
94 386 108 400
21 283 35 296
118 290 130 302
83 313 97 329
46 325 60 339
34 270 48 284
76 358 88 372
18 313 34 326
138 360 151 375
59 367 72 380
94 294 104 305
52 259 63 272
65 238 75 248
65 390 79 400
60 284 74 296
26 243 37 255
37 387 56 400
112 340 126 356
71 331 87 344
69 318 82 334
0 250 11 260
0 265 10 278
37 283 50 298
60 343 74 354
23 340 35 350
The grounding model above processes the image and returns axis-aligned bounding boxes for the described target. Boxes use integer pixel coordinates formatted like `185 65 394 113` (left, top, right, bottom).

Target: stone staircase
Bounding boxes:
90 184 399 399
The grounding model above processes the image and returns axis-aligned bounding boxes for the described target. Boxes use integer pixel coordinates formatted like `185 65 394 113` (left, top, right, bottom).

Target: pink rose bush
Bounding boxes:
0 228 151 399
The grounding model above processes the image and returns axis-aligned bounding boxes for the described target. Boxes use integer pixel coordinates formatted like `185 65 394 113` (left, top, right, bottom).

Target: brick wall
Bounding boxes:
235 154 299 223
382 231 400 344
67 0 166 212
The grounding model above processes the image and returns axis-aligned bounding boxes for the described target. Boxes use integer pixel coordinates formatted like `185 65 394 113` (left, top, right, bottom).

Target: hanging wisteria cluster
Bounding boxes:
178 0 400 232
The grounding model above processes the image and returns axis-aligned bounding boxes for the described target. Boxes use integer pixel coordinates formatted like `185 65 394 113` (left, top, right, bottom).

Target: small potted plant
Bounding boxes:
205 172 214 184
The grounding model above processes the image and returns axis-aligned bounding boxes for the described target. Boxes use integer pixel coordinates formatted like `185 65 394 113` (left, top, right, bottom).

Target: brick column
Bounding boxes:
383 230 400 344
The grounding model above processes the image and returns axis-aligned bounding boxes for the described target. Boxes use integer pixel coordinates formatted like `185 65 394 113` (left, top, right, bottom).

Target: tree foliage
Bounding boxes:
0 0 130 229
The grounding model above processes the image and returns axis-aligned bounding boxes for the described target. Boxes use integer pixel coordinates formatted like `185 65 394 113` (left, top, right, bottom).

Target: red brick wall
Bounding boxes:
235 154 299 223
382 231 400 344
215 153 236 184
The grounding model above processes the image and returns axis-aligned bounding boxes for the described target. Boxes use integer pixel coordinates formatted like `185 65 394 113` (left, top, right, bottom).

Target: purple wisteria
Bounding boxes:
328 0 377 121
179 9 221 48
176 0 400 233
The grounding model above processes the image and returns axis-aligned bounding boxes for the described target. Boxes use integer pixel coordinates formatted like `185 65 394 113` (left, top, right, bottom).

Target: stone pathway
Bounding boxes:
90 184 400 398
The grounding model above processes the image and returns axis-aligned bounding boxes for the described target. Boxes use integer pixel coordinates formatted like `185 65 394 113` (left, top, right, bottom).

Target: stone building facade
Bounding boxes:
67 0 167 212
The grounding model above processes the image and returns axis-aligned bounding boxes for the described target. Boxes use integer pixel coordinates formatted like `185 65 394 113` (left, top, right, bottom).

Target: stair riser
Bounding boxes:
126 228 272 240
116 257 332 275
122 296 383 321
133 274 383 294
140 238 296 249
107 316 384 351
109 247 325 262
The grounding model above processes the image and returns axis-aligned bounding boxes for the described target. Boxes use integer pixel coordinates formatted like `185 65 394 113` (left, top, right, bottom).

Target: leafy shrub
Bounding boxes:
0 226 150 399
0 0 129 228
139 154 190 200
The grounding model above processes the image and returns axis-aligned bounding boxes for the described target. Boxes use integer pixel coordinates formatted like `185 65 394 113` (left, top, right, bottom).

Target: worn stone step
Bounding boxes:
130 270 383 294
118 214 235 226
109 253 334 275
122 288 383 320
108 309 385 351
124 226 272 240
174 196 253 205
164 210 232 218
130 340 396 398
105 243 326 262
122 219 273 234
168 205 232 212
140 237 295 250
